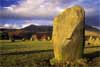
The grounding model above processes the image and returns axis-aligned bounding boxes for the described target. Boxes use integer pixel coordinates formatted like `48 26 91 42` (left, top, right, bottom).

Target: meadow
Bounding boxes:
0 40 100 67
0 40 54 67
0 40 53 54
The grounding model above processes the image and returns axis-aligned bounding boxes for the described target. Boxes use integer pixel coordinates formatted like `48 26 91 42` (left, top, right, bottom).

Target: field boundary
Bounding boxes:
0 49 53 55
85 46 100 48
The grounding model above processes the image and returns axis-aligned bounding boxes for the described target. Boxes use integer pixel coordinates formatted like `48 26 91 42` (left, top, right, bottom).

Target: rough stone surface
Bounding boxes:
52 6 85 63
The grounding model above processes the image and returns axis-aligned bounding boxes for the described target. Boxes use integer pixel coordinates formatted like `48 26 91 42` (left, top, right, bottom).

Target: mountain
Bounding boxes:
22 25 53 32
85 25 100 33
0 24 99 34
0 28 17 32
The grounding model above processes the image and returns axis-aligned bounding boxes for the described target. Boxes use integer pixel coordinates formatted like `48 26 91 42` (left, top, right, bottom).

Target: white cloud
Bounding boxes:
92 26 100 30
22 20 41 28
0 24 21 29
85 8 96 16
61 0 98 16
0 19 53 29
0 0 98 18
22 19 52 28
0 0 99 28
2 0 61 17
0 23 23 29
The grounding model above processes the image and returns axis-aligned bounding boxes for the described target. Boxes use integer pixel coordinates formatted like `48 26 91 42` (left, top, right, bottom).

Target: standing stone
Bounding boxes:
52 6 85 64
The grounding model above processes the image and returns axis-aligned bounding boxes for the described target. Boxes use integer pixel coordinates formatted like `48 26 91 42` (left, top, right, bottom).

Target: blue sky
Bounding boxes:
0 0 100 29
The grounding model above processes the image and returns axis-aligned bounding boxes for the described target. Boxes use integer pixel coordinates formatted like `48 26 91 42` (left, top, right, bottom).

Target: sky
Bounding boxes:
0 0 100 29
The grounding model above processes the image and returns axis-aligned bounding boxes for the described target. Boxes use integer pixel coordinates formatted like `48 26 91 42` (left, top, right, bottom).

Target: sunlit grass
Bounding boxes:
0 40 53 53
0 40 54 66
0 40 100 66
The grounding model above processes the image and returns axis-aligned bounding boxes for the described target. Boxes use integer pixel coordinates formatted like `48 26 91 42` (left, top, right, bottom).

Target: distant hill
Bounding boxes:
0 24 99 40
85 25 100 33
23 24 99 32
22 25 53 32
0 24 99 34
0 28 17 32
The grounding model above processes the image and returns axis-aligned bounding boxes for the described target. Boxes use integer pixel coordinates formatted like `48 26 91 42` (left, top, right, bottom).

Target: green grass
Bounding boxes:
0 40 54 67
0 40 100 54
0 51 54 66
0 40 53 54
0 40 100 67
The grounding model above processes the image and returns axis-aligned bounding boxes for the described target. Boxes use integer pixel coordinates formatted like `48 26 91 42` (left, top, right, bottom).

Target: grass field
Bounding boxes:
0 40 100 67
0 40 54 67
0 40 53 54
0 51 54 67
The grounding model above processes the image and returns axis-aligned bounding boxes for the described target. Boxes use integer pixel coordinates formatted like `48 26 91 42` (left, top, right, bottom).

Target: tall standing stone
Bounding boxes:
52 6 85 63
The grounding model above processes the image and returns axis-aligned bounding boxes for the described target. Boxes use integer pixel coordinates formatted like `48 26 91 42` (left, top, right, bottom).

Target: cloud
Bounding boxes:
22 19 52 28
0 0 62 18
0 19 53 29
0 0 99 18
60 0 100 16
0 23 20 29
22 20 41 28
93 26 100 30
85 8 96 16
0 0 100 27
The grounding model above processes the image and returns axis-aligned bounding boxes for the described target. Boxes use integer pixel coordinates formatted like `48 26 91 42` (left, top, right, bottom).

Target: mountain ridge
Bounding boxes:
0 24 99 33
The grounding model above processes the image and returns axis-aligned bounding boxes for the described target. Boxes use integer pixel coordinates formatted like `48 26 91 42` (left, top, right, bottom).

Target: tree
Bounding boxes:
0 31 3 40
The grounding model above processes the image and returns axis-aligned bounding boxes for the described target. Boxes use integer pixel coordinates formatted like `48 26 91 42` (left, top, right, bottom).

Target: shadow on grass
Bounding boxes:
83 51 100 61
0 49 53 55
